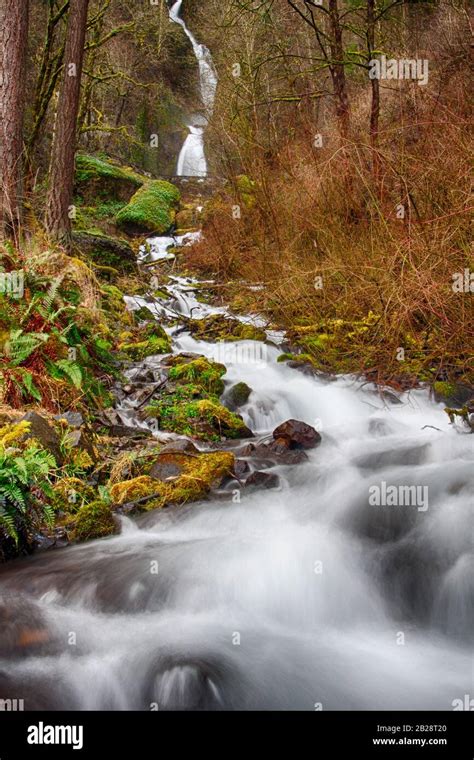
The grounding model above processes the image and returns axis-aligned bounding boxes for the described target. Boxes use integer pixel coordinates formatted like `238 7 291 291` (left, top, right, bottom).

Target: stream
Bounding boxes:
0 0 472 713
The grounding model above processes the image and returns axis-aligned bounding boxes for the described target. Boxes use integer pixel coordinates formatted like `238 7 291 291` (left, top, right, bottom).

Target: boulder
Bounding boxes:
245 471 280 490
111 450 235 512
21 412 62 464
115 180 181 235
224 381 252 411
272 419 321 449
72 231 136 274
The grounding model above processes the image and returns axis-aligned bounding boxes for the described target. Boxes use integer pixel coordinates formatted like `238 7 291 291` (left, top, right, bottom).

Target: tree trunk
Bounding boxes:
45 0 90 245
0 0 29 240
328 0 350 142
367 0 380 182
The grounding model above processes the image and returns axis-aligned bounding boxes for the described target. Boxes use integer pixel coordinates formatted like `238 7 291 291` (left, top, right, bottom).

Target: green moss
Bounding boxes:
433 381 458 399
110 451 235 512
100 284 133 328
75 154 144 187
115 180 181 234
236 174 256 208
168 356 226 395
73 500 116 542
52 477 96 513
119 334 171 360
277 352 314 364
145 393 251 441
189 314 266 342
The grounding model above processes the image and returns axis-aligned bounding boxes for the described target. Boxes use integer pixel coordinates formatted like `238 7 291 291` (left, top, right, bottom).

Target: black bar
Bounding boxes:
0 711 472 757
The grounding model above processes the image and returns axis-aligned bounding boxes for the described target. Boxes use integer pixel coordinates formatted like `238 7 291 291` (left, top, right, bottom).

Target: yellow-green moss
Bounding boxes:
110 451 234 512
168 355 226 395
73 500 116 542
189 314 266 343
119 334 171 360
52 477 96 513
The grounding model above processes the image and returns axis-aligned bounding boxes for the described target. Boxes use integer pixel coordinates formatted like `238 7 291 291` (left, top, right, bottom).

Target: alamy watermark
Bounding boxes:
209 341 268 367
369 55 429 86
0 698 24 711
0 270 24 299
369 481 429 512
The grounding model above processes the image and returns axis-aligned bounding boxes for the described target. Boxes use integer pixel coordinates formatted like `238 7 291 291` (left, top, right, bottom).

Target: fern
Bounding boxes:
4 329 49 366
53 359 83 389
42 275 64 315
0 434 56 547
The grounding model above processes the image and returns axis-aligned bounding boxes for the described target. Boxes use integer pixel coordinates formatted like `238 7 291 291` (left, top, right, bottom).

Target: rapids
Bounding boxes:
0 271 472 709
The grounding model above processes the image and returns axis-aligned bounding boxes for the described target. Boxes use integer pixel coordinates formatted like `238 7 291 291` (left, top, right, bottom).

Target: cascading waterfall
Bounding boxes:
0 2 471 715
169 0 218 177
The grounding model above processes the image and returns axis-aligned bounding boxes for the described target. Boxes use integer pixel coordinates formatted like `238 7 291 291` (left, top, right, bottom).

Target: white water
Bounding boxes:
169 0 218 177
0 271 472 710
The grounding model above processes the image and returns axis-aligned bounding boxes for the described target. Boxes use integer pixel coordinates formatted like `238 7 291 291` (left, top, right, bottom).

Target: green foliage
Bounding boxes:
50 359 83 389
0 423 56 546
3 329 49 366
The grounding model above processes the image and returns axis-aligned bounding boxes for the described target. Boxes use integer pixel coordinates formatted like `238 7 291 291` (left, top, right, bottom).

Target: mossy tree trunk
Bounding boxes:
0 0 29 241
45 0 90 246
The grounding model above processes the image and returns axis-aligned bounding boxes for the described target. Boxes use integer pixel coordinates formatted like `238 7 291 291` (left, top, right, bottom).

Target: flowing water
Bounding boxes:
0 268 472 709
0 0 472 714
170 0 217 177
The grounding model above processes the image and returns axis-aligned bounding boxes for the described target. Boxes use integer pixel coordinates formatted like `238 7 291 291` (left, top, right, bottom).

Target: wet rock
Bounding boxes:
159 438 199 455
20 412 62 464
433 381 474 407
110 425 152 438
235 440 308 466
268 437 290 455
224 382 252 411
354 443 430 472
150 458 183 481
233 459 250 478
245 471 280 489
272 419 321 449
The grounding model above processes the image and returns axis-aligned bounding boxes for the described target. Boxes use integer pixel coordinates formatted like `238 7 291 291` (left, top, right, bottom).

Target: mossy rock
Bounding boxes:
433 381 473 406
100 284 133 328
224 381 252 410
110 451 235 512
52 477 96 513
119 333 171 360
145 394 252 441
167 355 226 396
133 306 157 322
189 314 266 342
115 180 181 235
73 500 117 542
72 231 136 275
75 154 144 203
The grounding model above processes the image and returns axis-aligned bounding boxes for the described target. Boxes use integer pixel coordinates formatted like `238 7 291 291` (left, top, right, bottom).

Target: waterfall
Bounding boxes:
169 0 218 177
